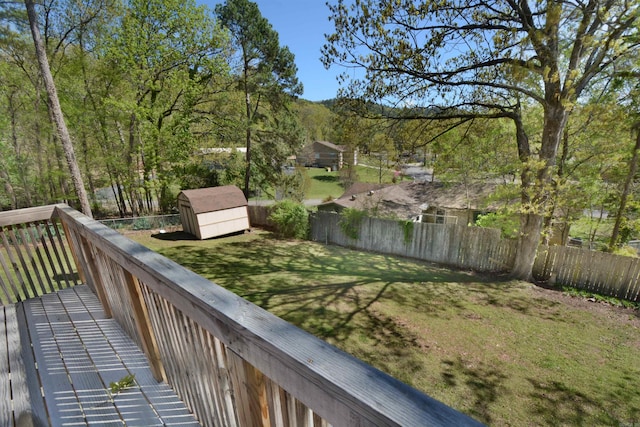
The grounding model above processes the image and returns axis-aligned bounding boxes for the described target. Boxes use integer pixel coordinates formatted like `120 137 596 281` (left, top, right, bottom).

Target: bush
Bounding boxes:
339 208 366 240
476 212 519 239
399 219 414 244
613 245 638 258
268 200 309 239
132 217 151 230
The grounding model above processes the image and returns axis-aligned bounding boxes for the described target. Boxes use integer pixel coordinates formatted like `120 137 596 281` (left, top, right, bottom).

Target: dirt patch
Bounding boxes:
531 285 640 327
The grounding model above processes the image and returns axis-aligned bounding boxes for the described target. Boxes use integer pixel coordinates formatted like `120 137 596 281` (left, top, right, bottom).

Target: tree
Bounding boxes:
295 99 338 143
24 0 92 216
606 65 640 249
106 0 228 214
215 0 303 198
323 0 640 280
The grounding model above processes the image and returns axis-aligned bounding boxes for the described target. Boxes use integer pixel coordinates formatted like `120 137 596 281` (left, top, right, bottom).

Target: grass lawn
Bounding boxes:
304 167 344 200
304 165 412 201
131 229 640 426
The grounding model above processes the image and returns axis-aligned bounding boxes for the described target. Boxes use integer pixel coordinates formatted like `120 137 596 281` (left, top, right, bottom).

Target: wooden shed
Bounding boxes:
177 185 250 239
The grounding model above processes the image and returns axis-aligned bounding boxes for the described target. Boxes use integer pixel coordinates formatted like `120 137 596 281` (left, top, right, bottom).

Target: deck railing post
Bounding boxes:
79 236 113 318
122 270 166 382
57 218 88 287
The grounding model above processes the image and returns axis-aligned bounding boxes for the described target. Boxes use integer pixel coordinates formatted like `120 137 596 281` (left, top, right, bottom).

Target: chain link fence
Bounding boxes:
98 214 181 231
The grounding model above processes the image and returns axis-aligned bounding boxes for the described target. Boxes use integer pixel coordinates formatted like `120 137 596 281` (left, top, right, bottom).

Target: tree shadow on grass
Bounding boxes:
156 238 448 381
154 237 564 334
140 233 640 425
151 230 250 241
527 379 609 426
464 283 567 322
312 175 339 183
526 366 640 426
441 357 507 425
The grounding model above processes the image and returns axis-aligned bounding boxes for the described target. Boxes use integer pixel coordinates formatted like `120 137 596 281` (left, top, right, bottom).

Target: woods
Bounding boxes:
0 0 304 216
2 0 640 280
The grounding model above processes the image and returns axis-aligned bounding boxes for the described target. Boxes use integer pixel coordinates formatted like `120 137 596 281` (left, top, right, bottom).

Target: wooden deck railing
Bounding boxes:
3 204 483 426
0 205 81 305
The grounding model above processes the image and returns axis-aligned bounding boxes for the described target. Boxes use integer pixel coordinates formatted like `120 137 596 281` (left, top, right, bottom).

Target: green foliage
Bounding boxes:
295 100 338 142
179 163 220 190
431 118 519 184
339 208 366 240
322 0 640 280
220 151 246 188
612 245 638 258
158 181 181 214
562 286 640 309
268 200 308 239
215 0 303 197
616 213 640 245
476 212 519 239
132 217 151 230
339 164 358 189
277 166 310 202
399 219 414 244
109 374 136 395
100 0 229 214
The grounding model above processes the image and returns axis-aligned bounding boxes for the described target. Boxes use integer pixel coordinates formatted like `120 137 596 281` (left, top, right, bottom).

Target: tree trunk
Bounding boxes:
512 213 544 280
25 0 92 217
243 79 252 199
542 125 570 245
33 84 45 204
510 103 568 281
609 124 640 249
80 128 98 208
0 168 17 209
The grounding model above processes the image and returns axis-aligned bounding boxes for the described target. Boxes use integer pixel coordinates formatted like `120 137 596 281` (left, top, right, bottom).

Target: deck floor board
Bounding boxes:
2 286 200 427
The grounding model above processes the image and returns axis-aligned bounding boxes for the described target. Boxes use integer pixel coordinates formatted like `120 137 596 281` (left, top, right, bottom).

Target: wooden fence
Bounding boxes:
310 211 517 273
247 204 274 228
533 245 640 301
5 204 479 426
310 211 640 302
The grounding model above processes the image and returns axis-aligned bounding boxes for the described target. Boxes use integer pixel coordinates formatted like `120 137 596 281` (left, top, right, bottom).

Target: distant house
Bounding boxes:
414 181 501 225
177 185 250 240
317 182 418 219
318 181 501 222
318 180 569 244
197 147 247 155
297 141 358 170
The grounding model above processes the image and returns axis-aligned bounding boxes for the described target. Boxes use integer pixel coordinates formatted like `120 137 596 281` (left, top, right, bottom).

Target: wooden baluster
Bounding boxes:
122 270 166 382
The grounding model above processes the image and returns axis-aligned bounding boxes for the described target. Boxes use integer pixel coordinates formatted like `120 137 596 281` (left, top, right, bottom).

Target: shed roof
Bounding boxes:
179 185 247 214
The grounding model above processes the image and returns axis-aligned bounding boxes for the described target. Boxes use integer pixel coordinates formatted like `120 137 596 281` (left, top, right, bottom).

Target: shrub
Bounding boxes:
268 200 309 239
476 212 519 239
613 245 638 258
339 208 366 240
399 219 414 244
132 217 151 230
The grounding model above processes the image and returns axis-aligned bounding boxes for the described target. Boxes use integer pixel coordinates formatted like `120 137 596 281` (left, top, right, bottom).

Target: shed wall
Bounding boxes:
177 198 198 237
195 206 250 239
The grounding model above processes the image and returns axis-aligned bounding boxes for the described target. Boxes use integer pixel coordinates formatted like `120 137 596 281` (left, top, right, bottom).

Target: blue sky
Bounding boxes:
198 0 343 102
